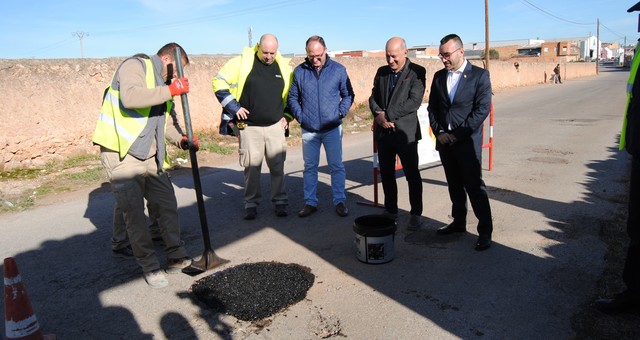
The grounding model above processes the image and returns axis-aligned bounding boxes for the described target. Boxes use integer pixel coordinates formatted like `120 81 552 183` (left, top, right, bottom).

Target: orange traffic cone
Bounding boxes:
4 257 55 340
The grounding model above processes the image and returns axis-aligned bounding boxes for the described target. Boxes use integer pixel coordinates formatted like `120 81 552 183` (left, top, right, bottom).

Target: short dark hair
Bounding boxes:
305 35 326 49
440 34 463 48
157 42 189 65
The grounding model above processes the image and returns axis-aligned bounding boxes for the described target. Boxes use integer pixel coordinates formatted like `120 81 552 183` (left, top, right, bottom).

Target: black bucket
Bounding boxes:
353 215 397 264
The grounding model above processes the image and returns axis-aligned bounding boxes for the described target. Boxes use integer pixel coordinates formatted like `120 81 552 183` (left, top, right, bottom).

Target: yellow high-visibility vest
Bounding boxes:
212 45 292 121
92 57 173 167
621 42 640 150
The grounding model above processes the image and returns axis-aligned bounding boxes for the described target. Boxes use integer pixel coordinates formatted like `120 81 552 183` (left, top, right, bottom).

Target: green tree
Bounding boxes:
481 49 500 60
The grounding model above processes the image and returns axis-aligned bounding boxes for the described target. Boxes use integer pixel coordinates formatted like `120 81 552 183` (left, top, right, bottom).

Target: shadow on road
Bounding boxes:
0 137 633 338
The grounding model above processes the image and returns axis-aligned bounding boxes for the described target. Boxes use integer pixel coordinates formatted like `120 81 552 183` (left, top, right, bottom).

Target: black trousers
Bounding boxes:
377 134 422 216
624 155 640 294
438 138 493 236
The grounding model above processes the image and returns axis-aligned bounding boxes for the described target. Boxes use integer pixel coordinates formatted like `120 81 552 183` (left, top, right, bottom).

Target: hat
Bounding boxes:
629 1 640 12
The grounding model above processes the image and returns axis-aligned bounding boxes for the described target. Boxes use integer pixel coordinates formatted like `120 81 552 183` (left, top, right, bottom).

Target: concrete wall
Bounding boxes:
0 56 596 170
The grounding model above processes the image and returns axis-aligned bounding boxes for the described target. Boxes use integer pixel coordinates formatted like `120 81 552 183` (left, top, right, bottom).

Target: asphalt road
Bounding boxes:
0 66 629 339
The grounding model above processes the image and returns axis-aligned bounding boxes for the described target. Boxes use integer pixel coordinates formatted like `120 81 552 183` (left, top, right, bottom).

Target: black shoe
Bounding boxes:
436 222 466 235
244 207 257 220
275 204 288 217
112 246 134 259
335 202 349 217
382 210 398 220
475 235 492 251
595 291 640 314
298 204 318 218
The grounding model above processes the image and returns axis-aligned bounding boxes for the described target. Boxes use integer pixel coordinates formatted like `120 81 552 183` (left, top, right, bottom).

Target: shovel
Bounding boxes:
173 48 229 275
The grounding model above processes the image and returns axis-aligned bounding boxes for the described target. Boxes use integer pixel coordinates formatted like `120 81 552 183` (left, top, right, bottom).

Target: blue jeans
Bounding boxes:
301 125 346 207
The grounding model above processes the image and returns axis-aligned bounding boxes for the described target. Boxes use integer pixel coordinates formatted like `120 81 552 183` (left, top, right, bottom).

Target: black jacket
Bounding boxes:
427 61 492 154
369 59 426 144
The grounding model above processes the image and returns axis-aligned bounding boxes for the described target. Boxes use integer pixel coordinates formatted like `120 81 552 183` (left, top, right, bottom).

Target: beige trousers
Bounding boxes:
101 148 187 273
238 122 288 209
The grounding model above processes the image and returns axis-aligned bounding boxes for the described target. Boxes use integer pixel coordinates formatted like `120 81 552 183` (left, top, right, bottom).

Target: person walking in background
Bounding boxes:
288 35 355 218
92 43 197 288
595 3 640 312
427 34 494 251
553 64 562 84
369 37 426 231
212 33 293 220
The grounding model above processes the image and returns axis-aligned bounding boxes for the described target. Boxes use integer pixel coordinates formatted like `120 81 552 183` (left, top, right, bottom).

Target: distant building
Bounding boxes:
328 36 609 63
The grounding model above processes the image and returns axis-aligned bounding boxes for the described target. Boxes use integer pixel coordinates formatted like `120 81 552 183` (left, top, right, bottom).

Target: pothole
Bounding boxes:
191 262 314 321
531 147 573 156
554 118 598 126
527 156 569 164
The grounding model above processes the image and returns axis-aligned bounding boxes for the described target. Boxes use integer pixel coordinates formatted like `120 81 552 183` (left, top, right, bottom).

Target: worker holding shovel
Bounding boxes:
92 42 197 289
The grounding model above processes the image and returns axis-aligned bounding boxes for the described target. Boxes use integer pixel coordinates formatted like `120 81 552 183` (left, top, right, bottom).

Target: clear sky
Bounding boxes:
2 0 638 59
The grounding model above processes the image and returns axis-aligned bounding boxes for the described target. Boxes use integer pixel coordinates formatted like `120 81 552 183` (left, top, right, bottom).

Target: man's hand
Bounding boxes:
437 133 457 145
180 134 199 151
169 77 189 96
374 111 395 130
280 117 289 129
235 107 250 120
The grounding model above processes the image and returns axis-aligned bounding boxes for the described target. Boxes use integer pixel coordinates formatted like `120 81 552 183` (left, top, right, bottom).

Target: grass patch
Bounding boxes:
0 168 46 181
196 129 236 155
0 183 57 212
60 153 100 170
64 166 105 182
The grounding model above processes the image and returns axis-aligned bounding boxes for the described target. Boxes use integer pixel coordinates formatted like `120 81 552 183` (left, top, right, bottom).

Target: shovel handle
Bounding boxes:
173 48 214 253
173 49 194 142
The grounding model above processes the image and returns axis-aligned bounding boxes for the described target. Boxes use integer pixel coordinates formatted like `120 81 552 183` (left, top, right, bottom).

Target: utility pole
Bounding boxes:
72 31 89 58
596 18 600 74
484 0 490 71
624 36 627 67
248 27 253 47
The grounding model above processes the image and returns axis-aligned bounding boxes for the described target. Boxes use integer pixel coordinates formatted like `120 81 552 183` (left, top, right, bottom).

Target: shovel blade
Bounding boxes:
182 250 229 276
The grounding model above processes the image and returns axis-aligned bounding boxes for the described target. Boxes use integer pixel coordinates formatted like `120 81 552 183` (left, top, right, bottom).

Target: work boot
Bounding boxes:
275 204 288 217
244 207 257 220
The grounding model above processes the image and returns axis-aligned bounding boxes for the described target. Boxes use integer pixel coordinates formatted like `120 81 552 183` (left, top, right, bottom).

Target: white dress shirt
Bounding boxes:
447 58 468 103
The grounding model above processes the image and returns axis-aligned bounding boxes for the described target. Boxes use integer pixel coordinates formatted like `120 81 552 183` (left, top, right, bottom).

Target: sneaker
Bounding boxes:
112 246 134 259
144 270 168 289
275 204 288 217
166 257 192 274
244 207 257 220
382 210 398 220
407 214 423 231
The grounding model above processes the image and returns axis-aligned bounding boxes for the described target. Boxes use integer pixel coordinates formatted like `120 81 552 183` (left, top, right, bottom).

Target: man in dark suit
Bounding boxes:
369 37 426 231
427 33 493 251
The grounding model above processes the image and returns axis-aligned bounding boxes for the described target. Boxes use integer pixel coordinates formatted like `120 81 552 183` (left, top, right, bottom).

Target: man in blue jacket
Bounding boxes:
288 35 355 218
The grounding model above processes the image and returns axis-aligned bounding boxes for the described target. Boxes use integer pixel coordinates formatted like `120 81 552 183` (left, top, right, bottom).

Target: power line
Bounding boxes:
600 23 625 40
520 0 594 26
520 0 625 44
17 37 75 57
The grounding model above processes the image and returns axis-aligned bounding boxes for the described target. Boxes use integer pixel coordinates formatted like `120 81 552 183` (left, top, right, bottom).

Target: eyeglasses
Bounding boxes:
438 48 461 60
307 51 325 60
